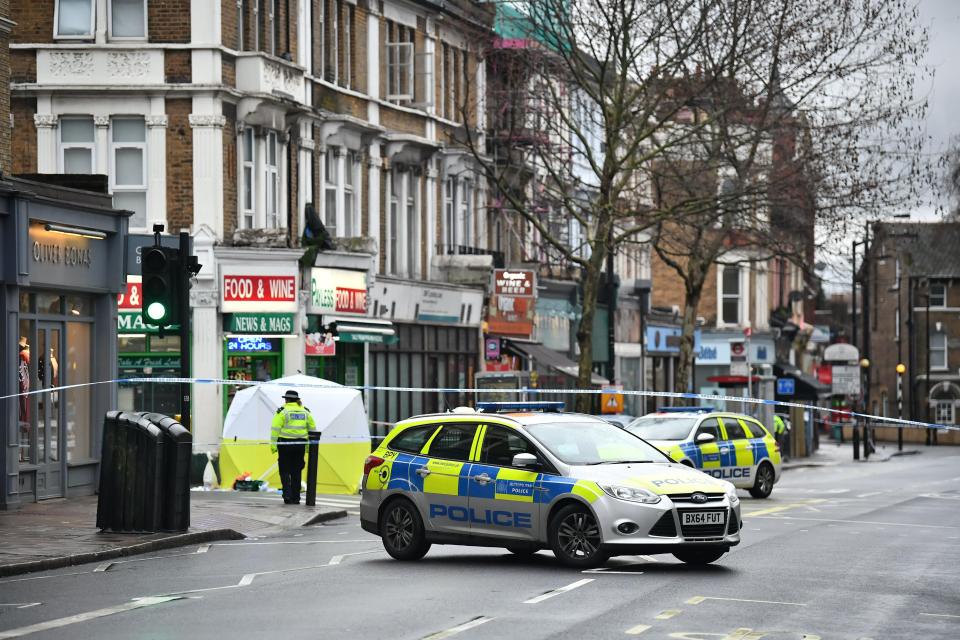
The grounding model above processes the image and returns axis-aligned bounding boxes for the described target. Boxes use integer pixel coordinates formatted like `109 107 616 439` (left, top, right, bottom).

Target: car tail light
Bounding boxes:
364 455 385 475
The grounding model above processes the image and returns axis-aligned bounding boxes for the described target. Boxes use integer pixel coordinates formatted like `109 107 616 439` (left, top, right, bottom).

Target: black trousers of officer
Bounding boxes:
277 437 307 504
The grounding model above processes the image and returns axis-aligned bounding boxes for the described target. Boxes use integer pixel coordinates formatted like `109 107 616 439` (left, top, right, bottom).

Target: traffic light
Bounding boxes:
141 246 181 327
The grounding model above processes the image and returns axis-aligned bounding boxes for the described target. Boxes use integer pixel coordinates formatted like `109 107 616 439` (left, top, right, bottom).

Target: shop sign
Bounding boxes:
221 266 298 313
118 355 181 370
227 337 276 352
831 365 860 396
339 331 397 345
28 222 108 288
485 337 501 360
228 313 295 335
308 268 367 315
696 340 731 365
305 332 336 356
493 269 535 297
371 280 483 326
126 233 183 276
645 325 701 355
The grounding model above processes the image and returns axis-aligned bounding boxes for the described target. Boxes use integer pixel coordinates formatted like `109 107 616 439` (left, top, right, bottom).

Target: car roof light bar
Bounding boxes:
475 401 565 413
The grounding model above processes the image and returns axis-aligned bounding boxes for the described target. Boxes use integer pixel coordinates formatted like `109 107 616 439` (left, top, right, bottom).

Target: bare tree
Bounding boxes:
458 0 929 408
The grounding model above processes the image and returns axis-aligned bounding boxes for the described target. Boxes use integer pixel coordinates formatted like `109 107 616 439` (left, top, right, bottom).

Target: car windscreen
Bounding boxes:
624 416 697 441
524 421 673 465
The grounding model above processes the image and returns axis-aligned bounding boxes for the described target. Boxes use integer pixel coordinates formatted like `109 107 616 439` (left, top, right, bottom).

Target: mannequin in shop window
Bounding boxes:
18 337 29 461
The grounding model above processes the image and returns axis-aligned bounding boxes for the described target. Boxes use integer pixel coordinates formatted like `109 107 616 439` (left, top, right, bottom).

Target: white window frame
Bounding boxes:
405 170 420 278
934 401 955 425
388 169 400 275
459 180 472 246
929 282 947 308
719 264 744 327
386 22 414 103
265 131 280 229
343 151 358 237
324 147 338 236
54 0 95 39
443 177 455 247
342 3 352 89
439 43 447 119
58 116 95 174
930 332 948 371
109 116 148 231
240 127 256 229
108 0 148 41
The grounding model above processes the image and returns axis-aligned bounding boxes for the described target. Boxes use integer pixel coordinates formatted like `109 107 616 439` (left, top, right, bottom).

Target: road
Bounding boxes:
1 447 958 640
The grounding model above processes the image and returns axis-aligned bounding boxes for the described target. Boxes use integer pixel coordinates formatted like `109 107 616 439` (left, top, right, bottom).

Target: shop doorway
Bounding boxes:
26 323 66 500
224 338 284 415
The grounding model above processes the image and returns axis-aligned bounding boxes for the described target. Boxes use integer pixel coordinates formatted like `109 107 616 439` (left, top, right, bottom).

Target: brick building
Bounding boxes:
10 0 495 445
863 222 960 442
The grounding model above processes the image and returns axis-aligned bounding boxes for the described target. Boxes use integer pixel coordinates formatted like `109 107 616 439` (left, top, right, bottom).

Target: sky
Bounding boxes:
817 0 959 293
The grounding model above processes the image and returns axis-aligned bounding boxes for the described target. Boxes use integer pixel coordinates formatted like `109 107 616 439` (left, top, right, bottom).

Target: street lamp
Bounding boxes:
896 362 906 451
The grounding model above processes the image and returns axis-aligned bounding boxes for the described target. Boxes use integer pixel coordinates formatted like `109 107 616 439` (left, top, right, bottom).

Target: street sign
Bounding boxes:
776 377 796 396
601 385 624 415
831 365 861 396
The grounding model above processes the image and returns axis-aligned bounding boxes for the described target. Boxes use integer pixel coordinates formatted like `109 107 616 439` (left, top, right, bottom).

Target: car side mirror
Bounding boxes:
512 453 540 468
696 432 716 444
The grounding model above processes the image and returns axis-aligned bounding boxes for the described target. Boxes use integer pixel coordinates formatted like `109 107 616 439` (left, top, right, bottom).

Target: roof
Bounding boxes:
874 222 960 278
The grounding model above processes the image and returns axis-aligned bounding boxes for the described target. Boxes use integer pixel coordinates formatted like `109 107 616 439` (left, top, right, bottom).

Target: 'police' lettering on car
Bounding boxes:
429 504 532 528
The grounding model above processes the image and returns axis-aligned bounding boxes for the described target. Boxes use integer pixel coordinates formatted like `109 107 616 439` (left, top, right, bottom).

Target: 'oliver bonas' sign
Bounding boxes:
28 222 107 289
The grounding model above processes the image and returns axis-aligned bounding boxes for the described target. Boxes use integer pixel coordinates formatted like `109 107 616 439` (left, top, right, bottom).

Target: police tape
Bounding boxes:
2 376 957 433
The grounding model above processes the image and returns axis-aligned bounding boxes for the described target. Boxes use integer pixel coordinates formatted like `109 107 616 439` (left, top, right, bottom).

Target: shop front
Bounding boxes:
695 331 775 412
219 264 300 416
369 278 483 435
0 176 128 508
644 319 701 409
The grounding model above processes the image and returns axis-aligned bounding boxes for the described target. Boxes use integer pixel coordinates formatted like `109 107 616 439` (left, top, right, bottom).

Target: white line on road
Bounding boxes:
655 610 680 619
920 612 960 619
328 549 381 565
856 492 883 498
749 515 959 530
421 616 494 639
196 544 211 554
625 624 652 635
524 578 594 604
0 604 41 609
93 563 112 573
0 596 184 639
686 595 806 607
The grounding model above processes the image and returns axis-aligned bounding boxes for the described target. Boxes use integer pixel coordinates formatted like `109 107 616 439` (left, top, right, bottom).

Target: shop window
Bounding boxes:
111 117 147 230
241 128 256 229
55 0 94 38
110 0 146 39
929 282 947 308
37 293 62 315
265 131 280 228
67 322 92 461
930 332 948 370
386 20 414 103
59 117 95 174
720 265 741 326
66 296 91 317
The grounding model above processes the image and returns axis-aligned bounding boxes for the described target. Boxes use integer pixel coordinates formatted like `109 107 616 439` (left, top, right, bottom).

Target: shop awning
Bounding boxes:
322 316 398 345
505 339 609 385
774 362 831 400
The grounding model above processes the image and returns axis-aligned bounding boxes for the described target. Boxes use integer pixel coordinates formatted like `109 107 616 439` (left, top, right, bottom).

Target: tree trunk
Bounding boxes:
675 278 705 405
575 251 606 413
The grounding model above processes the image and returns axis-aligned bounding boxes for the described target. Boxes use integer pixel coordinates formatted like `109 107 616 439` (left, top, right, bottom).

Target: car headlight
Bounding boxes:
598 484 661 504
725 484 740 505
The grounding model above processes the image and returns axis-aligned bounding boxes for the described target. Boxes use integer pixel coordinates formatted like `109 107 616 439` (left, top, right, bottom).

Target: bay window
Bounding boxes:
324 148 338 235
239 127 285 229
443 178 455 247
59 117 95 174
241 128 256 229
110 117 147 229
265 131 280 228
344 152 357 237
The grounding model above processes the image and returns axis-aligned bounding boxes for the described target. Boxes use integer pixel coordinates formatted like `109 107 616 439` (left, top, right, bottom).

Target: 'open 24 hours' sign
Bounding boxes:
220 267 299 313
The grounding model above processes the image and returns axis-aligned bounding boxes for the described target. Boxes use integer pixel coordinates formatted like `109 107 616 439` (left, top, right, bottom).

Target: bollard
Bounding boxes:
305 430 321 507
145 413 192 532
134 415 165 532
863 423 871 460
852 424 860 461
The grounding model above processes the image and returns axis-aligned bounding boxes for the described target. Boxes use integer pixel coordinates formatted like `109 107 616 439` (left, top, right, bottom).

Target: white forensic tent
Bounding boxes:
219 374 371 494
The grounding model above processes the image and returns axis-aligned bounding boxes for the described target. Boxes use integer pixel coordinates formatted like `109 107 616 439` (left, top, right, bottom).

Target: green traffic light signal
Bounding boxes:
141 246 180 327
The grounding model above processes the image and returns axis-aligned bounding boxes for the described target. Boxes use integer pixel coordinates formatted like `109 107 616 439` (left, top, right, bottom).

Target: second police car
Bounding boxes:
360 403 742 568
624 408 782 498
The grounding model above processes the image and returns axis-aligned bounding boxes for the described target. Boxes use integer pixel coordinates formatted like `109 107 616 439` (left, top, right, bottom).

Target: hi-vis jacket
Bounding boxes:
271 402 316 451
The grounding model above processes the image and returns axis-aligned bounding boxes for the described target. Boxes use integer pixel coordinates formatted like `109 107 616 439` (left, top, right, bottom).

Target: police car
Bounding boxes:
360 403 742 568
624 408 781 499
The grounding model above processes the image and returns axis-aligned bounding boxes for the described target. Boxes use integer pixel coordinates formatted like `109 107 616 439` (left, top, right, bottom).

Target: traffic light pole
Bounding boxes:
179 231 191 432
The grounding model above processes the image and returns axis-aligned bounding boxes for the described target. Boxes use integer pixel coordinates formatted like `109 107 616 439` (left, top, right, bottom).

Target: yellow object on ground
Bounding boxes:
219 441 370 495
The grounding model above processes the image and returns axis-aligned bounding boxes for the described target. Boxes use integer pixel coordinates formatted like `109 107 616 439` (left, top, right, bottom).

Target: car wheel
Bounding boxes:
749 462 775 499
549 503 609 568
673 548 726 565
381 499 431 561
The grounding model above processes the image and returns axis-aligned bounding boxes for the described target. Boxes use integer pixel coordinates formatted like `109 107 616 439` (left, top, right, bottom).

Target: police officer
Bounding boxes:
271 390 316 504
773 414 787 458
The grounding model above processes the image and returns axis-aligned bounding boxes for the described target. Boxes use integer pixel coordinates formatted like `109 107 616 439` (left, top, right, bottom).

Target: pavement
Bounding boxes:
781 435 929 470
0 490 359 578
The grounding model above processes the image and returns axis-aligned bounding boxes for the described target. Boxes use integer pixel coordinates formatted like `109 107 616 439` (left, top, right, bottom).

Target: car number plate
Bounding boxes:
682 511 725 526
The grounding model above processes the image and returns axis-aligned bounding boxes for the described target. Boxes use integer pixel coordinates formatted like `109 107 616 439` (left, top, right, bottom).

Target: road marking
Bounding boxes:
0 596 184 639
749 515 959 530
93 562 112 572
0 571 92 585
238 574 256 586
348 511 361 516
147 564 330 597
625 624 652 635
920 612 960 619
524 578 594 604
421 616 494 639
583 561 645 575
856 491 882 498
744 500 826 517
685 596 806 607
723 629 767 640
328 549 381 565
214 539 377 546
196 544 211 554
656 610 681 619
0 604 41 609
